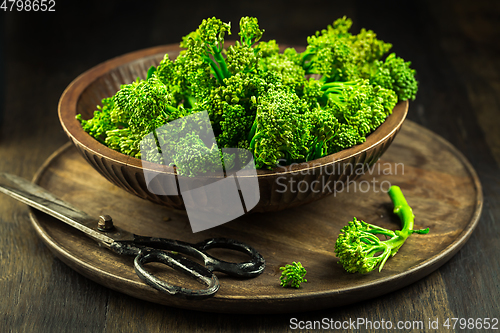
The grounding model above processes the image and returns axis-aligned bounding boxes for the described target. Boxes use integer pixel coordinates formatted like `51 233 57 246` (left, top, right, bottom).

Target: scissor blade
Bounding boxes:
0 172 119 246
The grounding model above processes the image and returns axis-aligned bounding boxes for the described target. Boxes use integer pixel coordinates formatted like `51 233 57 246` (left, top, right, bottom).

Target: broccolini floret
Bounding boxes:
249 87 310 168
76 97 114 144
170 133 232 177
370 53 419 101
182 17 232 86
334 186 429 274
280 262 308 288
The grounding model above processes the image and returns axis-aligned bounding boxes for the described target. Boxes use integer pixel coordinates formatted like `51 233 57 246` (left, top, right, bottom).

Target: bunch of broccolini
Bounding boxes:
77 16 418 172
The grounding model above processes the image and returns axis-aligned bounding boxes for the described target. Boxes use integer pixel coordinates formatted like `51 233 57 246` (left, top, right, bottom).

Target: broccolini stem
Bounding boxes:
388 185 414 235
204 55 225 86
249 130 264 151
313 140 322 159
165 105 179 115
364 223 397 238
311 140 325 160
247 118 258 143
184 95 197 109
320 81 358 91
389 186 430 236
299 50 315 71
379 186 429 262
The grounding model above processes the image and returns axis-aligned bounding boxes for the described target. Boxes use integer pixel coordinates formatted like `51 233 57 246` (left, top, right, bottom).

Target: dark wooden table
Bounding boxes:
1 0 499 331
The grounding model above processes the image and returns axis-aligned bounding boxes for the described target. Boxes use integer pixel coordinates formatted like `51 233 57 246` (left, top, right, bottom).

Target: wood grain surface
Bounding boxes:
1 0 500 332
29 120 481 314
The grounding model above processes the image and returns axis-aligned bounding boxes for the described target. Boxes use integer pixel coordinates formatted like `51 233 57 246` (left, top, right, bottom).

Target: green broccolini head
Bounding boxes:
174 43 217 104
225 18 264 75
329 16 353 37
76 97 115 143
258 39 280 57
201 72 259 140
238 16 264 47
318 79 397 154
348 28 392 65
308 108 339 141
372 84 398 115
170 132 228 177
305 105 340 160
131 78 171 132
217 103 252 148
113 76 175 134
280 262 308 288
328 123 365 153
249 87 310 168
226 43 261 75
323 80 372 117
370 53 418 101
334 217 395 274
302 38 357 82
311 16 353 43
301 78 324 109
154 54 176 86
258 51 306 92
301 16 356 81
104 128 144 158
198 17 231 51
345 28 392 80
181 17 232 85
343 84 396 136
301 16 398 84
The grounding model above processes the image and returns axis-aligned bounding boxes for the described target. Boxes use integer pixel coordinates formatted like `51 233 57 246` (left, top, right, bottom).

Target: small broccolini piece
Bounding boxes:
334 186 429 274
280 262 308 288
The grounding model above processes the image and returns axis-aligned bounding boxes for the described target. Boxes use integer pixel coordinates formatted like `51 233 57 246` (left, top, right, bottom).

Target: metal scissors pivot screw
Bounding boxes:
98 215 114 231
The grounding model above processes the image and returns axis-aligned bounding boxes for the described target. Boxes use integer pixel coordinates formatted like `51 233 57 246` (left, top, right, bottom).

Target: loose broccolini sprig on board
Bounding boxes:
280 262 308 288
334 186 429 274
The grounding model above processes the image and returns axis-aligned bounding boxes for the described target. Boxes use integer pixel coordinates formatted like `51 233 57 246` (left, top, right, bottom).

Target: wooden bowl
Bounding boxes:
58 44 408 213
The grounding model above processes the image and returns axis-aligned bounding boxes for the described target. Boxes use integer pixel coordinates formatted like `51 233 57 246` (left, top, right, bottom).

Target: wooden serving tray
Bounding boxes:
29 120 482 314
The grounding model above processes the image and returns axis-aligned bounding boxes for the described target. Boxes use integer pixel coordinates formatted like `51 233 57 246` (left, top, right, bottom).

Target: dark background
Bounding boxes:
1 0 499 331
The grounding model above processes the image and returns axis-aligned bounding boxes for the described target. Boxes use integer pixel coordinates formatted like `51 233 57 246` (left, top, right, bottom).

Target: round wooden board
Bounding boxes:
29 120 482 314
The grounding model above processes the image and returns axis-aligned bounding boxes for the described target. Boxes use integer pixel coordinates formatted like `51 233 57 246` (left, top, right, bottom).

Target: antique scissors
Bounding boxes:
0 173 265 300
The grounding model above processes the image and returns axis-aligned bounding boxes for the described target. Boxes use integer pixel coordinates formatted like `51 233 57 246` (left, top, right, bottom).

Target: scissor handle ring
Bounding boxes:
195 238 266 278
134 249 220 300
